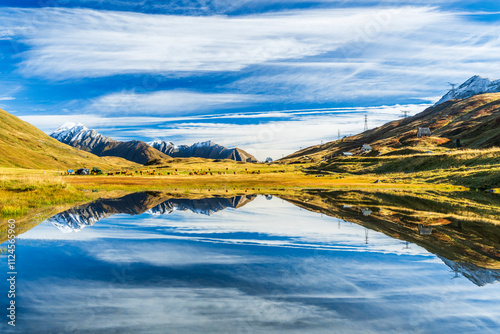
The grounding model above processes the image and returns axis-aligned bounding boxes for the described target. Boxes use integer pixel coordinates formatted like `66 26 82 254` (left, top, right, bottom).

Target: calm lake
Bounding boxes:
1 192 500 333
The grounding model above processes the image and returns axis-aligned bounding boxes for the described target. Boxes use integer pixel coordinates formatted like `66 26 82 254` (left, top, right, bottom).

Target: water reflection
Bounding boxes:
48 192 256 232
1 192 500 333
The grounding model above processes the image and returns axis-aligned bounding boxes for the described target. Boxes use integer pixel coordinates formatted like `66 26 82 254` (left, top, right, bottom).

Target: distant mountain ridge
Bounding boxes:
51 122 170 164
436 75 500 106
51 122 257 163
149 139 257 162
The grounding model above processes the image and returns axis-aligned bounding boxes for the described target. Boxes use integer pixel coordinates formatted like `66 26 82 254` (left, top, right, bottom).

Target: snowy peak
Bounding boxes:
50 122 109 146
50 123 169 164
435 75 500 106
149 139 257 162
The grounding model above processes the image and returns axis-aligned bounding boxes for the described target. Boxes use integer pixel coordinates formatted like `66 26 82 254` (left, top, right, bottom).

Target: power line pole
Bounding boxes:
338 129 340 140
364 114 368 132
400 110 410 119
448 82 457 96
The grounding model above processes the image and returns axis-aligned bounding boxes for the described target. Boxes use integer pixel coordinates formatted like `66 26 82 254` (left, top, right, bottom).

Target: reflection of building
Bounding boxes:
418 224 433 235
265 195 273 200
361 208 372 216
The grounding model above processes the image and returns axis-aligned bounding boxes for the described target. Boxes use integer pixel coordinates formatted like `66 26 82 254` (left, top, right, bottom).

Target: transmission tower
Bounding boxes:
400 110 410 119
448 82 458 96
363 114 368 132
338 129 341 140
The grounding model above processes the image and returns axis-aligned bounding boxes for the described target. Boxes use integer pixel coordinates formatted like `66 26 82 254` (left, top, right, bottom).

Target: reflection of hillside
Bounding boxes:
280 190 500 277
47 192 256 233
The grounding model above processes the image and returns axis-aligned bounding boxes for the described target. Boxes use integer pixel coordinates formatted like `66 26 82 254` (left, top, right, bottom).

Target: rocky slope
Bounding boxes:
51 122 170 164
149 140 257 162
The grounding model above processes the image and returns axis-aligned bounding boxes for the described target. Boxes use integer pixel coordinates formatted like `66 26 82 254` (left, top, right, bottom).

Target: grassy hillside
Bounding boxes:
280 93 500 163
0 108 137 170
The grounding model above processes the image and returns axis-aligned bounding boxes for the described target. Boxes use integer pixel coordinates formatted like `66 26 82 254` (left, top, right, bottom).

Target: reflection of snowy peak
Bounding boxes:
435 75 500 106
149 140 257 162
45 193 256 232
148 196 256 216
439 256 500 286
49 212 102 233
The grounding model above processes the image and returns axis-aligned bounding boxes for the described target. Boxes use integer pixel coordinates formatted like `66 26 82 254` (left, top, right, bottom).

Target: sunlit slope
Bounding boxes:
281 93 500 163
0 108 134 170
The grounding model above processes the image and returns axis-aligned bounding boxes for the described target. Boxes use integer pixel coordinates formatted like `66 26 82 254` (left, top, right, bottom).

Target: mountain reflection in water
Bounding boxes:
2 192 500 333
41 191 500 286
47 192 256 233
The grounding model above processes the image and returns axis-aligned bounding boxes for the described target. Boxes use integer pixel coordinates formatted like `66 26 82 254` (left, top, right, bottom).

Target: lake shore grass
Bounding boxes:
0 158 469 221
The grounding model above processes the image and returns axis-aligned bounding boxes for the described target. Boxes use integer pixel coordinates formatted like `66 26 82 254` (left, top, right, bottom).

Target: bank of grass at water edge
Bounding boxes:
313 148 500 189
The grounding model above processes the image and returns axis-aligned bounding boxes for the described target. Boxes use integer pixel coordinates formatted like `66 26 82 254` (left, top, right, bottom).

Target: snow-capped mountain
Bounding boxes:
50 122 257 163
51 122 112 150
149 139 257 162
50 123 169 164
435 75 500 106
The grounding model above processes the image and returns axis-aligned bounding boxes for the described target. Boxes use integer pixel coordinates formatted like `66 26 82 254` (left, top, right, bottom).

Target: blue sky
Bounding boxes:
1 1 500 159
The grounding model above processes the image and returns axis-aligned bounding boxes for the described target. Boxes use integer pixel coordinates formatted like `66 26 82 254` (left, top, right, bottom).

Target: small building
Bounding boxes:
361 144 372 153
342 152 353 157
418 224 433 235
417 127 432 138
265 157 273 163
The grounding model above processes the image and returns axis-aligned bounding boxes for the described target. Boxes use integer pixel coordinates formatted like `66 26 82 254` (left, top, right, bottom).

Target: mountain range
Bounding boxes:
51 122 170 165
149 139 257 162
51 122 257 164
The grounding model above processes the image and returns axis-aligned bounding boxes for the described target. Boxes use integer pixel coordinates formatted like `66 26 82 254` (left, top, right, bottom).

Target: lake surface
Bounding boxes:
1 192 500 333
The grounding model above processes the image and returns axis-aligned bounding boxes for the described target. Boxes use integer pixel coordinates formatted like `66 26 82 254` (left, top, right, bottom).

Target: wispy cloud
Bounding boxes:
2 5 500 106
0 6 445 80
87 90 264 115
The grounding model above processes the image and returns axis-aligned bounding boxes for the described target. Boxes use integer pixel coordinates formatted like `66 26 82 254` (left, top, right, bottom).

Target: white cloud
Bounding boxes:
87 90 263 114
0 96 15 101
0 6 449 80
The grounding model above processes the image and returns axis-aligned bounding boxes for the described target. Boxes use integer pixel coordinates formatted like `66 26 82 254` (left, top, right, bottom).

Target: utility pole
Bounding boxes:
448 82 458 96
364 114 368 132
338 129 341 140
400 110 410 119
